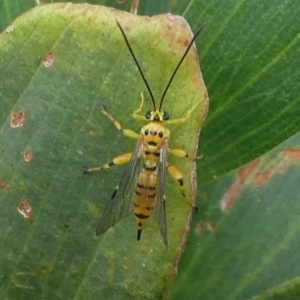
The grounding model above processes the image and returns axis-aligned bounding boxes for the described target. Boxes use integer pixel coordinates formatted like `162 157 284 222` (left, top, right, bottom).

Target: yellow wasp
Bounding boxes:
85 21 205 247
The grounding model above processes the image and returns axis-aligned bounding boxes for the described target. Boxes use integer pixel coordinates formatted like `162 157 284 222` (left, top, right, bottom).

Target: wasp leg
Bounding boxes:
83 153 132 173
165 95 206 125
101 105 139 139
168 147 202 160
133 92 148 121
167 163 198 213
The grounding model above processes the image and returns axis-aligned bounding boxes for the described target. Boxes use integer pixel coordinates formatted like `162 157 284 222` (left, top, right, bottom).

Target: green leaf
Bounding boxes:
1 1 299 181
0 3 207 299
1 0 300 299
0 0 174 34
0 1 132 33
250 276 300 300
185 0 300 182
171 0 300 299
172 131 300 299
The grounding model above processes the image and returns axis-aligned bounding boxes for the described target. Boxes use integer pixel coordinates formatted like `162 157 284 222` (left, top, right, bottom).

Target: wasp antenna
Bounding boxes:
159 24 206 110
116 21 157 109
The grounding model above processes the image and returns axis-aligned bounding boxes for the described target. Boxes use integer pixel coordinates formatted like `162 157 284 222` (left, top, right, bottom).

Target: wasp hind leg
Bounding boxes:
168 147 202 160
83 153 132 174
167 163 198 213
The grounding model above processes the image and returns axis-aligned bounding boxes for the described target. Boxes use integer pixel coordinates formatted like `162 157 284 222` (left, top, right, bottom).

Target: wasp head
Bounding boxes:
145 109 169 121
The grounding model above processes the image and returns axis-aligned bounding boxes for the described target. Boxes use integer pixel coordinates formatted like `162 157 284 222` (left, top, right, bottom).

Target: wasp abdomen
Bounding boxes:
134 163 158 240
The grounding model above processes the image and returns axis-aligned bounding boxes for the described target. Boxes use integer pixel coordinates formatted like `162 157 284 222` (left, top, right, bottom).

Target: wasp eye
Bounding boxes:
162 111 169 120
145 111 151 119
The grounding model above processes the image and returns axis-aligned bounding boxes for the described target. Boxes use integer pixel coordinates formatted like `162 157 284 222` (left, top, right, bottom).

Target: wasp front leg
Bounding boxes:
164 95 206 125
83 153 132 174
167 163 198 213
100 105 139 139
132 92 148 121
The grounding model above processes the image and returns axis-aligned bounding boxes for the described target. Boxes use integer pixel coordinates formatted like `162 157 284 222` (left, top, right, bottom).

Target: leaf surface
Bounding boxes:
0 3 207 299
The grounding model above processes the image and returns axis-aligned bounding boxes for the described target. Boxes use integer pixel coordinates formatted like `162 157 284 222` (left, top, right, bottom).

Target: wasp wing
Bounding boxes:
153 139 168 247
96 136 144 236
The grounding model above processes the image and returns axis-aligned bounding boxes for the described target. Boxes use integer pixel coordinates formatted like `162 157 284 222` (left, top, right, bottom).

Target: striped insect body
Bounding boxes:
84 21 206 247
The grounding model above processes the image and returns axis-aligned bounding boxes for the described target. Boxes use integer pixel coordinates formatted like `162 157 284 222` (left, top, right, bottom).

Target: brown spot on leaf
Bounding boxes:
253 147 300 187
79 72 87 79
23 149 33 162
39 261 54 275
140 247 149 255
195 222 205 235
17 200 32 218
11 111 25 128
195 222 217 235
183 38 190 47
88 128 95 135
122 264 129 273
283 148 300 161
221 147 300 212
42 51 55 68
0 179 11 192
206 222 217 232
166 13 176 21
221 158 261 211
253 171 271 187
